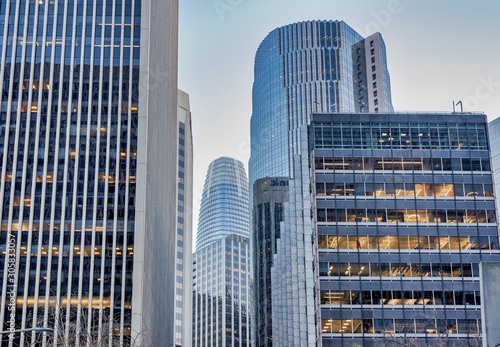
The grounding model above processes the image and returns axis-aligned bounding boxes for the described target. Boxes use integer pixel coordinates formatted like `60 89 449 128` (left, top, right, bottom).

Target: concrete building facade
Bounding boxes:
176 90 193 347
487 117 500 219
480 262 500 347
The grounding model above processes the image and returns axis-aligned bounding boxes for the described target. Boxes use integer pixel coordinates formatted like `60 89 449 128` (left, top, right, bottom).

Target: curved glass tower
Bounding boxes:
196 157 249 250
249 20 393 188
193 157 251 346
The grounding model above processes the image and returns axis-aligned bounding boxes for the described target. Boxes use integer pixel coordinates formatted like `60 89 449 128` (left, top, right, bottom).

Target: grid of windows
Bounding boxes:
0 1 144 345
311 113 500 346
0 0 184 346
314 121 488 150
318 234 499 251
320 318 480 335
320 289 481 306
192 236 251 347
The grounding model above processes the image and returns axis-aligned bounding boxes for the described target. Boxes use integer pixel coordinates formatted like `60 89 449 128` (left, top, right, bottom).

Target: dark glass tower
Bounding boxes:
0 1 179 345
310 112 500 346
252 177 289 347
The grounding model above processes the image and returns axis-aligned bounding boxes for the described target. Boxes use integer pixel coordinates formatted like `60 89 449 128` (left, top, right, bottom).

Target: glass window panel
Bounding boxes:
318 235 327 248
337 236 347 249
484 184 494 197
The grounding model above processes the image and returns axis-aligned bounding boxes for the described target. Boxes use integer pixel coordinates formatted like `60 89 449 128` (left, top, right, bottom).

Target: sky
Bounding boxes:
178 0 500 247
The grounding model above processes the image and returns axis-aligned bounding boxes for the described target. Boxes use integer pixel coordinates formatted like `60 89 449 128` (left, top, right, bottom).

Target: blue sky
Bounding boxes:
178 1 500 244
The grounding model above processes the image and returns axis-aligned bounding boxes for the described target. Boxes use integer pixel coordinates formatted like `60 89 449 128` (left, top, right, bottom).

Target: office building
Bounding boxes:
311 112 500 346
252 177 289 347
193 157 251 347
249 20 393 193
0 0 179 345
249 20 393 346
176 90 193 347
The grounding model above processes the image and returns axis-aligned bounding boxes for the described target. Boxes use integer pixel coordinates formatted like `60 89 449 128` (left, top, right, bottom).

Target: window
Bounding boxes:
371 57 375 63
373 90 378 97
370 40 374 47
370 48 375 55
373 82 377 89
371 65 376 72
374 99 378 106
372 73 376 80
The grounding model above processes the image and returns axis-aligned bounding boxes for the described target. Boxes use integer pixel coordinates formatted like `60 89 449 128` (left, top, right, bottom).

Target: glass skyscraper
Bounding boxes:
0 0 180 345
249 20 393 192
311 112 500 346
249 20 393 346
196 157 250 250
193 157 251 347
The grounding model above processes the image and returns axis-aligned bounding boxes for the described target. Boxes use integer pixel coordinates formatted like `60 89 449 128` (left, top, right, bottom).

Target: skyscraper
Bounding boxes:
193 157 251 347
0 0 179 345
249 20 393 192
310 112 500 346
249 20 393 346
176 89 193 347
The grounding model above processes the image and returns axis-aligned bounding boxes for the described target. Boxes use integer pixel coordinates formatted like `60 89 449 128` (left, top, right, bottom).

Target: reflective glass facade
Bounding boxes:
0 0 179 345
252 177 289 347
196 157 249 251
310 113 500 347
249 20 394 347
193 157 250 346
192 235 250 347
249 20 393 191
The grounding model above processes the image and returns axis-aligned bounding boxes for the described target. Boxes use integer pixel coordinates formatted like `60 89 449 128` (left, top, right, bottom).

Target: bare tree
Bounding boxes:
18 304 147 347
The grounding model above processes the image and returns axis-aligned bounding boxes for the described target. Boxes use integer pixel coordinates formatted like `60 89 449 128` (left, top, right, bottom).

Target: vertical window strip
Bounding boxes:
21 1 44 340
